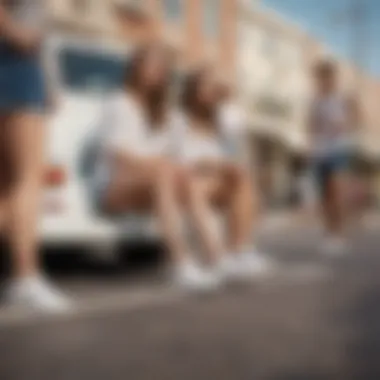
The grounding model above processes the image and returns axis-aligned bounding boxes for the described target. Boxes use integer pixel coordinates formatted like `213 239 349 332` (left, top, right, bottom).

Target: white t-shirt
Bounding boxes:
218 101 251 165
309 93 353 158
94 92 177 180
173 113 226 165
218 101 247 135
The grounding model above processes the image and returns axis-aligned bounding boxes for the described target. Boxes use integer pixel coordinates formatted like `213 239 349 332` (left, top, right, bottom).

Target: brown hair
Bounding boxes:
181 66 218 126
314 59 337 79
115 3 151 24
124 44 174 127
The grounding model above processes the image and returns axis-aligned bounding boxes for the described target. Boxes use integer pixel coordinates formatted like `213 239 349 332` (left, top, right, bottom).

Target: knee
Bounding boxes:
154 161 191 201
174 167 201 205
226 165 250 188
155 160 178 183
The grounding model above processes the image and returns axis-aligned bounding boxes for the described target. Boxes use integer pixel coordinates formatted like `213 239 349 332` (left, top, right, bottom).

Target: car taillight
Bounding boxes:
44 165 67 188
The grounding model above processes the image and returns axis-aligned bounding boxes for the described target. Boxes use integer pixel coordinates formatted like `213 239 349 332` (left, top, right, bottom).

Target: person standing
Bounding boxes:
0 0 71 311
308 60 360 255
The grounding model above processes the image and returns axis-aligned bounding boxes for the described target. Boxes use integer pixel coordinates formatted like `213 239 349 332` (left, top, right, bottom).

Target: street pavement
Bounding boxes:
1 212 380 380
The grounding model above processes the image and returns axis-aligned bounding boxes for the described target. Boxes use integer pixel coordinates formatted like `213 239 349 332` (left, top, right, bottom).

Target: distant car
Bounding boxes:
39 34 158 258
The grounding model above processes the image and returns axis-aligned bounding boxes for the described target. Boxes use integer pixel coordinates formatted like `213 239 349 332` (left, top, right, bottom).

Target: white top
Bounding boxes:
101 92 177 157
173 113 226 165
218 101 247 135
309 93 353 157
218 101 251 165
94 92 177 180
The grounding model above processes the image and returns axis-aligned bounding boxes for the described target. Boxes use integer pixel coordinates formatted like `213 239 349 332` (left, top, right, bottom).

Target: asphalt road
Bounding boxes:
1 214 380 380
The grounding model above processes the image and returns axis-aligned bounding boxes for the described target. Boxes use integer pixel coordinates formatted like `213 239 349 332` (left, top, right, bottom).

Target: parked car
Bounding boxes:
39 34 158 258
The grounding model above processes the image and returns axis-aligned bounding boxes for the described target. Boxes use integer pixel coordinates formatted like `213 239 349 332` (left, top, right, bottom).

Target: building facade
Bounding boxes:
238 4 316 146
237 1 380 205
237 2 319 203
48 0 239 77
47 0 380 204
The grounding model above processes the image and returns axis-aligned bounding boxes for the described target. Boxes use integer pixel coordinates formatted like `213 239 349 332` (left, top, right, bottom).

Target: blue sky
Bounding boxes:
262 0 380 78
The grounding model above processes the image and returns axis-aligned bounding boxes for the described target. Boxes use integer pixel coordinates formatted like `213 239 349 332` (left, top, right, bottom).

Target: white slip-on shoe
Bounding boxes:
235 248 276 278
172 260 221 293
217 255 246 282
6 275 73 313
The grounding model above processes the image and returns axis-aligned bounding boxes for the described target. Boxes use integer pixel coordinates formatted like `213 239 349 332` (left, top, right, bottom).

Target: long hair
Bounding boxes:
181 66 219 127
124 44 173 127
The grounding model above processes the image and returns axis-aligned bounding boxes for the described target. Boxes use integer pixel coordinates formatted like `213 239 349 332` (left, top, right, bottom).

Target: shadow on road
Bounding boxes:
340 284 380 380
0 240 166 279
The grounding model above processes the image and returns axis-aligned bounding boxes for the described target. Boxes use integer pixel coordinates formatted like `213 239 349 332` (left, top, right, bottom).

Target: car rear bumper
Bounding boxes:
38 215 118 245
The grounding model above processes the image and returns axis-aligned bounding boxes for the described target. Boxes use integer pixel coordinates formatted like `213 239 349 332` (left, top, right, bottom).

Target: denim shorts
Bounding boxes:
312 151 352 196
0 42 47 112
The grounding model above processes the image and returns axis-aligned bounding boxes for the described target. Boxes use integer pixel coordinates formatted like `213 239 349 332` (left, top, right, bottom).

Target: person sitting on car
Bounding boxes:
89 44 229 292
173 65 275 282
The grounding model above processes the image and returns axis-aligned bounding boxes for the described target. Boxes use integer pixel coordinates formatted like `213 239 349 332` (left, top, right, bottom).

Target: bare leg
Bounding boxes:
225 168 257 253
0 115 11 233
7 113 46 278
180 166 270 280
178 171 225 265
104 161 191 264
0 197 8 233
104 162 219 290
219 166 273 276
322 171 348 237
154 163 193 264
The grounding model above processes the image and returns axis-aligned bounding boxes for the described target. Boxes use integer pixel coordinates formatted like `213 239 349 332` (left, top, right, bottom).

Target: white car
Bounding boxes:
38 34 158 256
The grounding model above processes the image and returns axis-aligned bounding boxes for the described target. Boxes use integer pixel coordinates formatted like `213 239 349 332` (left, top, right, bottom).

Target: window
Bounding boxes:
163 0 183 22
202 0 220 38
59 48 127 93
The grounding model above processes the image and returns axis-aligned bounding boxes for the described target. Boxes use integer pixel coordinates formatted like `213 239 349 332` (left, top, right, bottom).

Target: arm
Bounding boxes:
0 3 41 53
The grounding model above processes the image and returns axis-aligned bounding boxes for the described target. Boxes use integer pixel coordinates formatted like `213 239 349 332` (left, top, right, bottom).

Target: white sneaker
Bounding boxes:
322 236 347 257
172 260 221 293
234 249 275 279
6 275 73 313
218 255 246 281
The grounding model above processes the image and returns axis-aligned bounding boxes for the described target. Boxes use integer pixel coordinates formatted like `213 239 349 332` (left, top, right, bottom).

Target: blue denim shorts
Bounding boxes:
0 42 47 112
312 151 352 196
